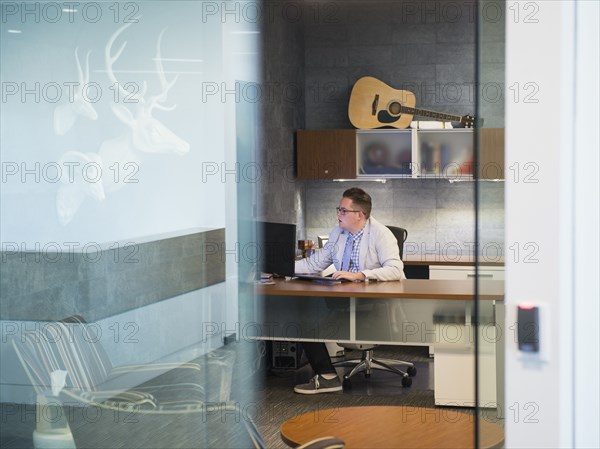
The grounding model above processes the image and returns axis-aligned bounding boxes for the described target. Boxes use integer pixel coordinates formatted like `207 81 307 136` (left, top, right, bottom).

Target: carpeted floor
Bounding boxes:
251 344 434 449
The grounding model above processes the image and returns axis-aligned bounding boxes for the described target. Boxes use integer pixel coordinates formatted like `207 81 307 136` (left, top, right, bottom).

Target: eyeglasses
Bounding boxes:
336 207 361 216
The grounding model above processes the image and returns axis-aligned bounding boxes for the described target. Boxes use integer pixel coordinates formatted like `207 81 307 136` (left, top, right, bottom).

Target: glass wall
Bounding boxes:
476 0 506 447
1 2 260 447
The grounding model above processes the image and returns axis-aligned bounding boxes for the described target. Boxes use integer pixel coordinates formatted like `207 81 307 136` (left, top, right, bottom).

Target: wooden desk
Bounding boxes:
280 406 504 449
258 278 504 301
255 279 503 343
257 279 504 408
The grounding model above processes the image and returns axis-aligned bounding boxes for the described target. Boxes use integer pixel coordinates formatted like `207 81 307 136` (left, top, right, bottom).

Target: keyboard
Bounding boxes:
294 273 350 283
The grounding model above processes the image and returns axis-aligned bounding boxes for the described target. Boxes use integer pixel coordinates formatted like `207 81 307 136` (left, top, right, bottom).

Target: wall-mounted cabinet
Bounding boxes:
357 129 413 176
478 127 505 180
296 129 356 180
296 128 504 181
358 129 475 179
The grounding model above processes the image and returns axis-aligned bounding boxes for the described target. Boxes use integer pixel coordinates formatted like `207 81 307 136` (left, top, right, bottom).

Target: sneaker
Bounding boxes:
294 375 343 394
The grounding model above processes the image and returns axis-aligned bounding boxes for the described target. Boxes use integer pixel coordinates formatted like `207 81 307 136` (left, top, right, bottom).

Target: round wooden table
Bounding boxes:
280 406 504 449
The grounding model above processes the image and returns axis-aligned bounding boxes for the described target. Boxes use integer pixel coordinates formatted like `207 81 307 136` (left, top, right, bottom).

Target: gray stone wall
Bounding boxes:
259 1 505 252
259 1 306 238
294 0 504 254
304 0 480 129
301 179 504 257
479 0 506 128
0 229 225 322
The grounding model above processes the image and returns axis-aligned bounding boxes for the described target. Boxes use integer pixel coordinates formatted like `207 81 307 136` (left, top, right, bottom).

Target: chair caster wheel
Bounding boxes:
407 366 417 377
401 375 412 388
343 377 352 390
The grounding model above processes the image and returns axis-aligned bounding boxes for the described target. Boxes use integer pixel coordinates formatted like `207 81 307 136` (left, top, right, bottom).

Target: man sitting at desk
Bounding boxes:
293 187 405 394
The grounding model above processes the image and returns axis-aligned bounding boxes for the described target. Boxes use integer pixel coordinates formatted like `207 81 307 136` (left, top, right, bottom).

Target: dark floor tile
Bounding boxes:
254 345 435 448
0 436 34 449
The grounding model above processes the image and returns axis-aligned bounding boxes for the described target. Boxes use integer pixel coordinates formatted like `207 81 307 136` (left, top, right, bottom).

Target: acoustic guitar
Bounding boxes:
348 76 476 129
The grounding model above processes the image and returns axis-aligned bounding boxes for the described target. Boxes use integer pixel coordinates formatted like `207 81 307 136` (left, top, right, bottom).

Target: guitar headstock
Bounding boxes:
461 114 476 128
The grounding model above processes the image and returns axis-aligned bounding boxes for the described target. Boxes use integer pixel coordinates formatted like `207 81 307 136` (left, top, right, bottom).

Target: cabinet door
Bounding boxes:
357 129 413 177
416 129 474 178
296 129 356 180
478 128 505 180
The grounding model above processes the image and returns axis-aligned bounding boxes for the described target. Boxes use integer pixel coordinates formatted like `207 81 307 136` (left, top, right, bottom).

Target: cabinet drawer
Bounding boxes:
429 265 504 281
434 346 497 407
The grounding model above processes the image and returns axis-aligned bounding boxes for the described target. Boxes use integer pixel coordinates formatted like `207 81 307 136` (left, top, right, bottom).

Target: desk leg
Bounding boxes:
495 301 505 420
349 297 356 342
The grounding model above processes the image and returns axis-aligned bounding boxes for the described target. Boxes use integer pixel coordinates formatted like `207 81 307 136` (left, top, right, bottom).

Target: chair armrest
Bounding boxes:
61 388 158 410
109 362 202 376
104 362 204 392
61 389 238 414
297 436 345 449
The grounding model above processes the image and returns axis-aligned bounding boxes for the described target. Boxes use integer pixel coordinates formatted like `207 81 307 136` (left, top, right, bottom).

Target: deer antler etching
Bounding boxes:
103 21 189 158
53 48 98 135
56 151 106 226
56 22 189 225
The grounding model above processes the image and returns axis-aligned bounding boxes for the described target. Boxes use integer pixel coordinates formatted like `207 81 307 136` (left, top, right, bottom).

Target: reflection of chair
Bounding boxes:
333 226 417 388
244 419 345 449
12 315 242 448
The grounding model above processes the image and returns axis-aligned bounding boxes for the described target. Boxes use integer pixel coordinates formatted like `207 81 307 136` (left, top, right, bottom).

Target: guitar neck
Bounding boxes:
400 105 463 122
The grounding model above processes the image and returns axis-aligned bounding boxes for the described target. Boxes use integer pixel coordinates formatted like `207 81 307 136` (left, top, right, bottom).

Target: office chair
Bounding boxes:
333 226 417 388
12 315 241 448
386 225 407 260
244 419 345 449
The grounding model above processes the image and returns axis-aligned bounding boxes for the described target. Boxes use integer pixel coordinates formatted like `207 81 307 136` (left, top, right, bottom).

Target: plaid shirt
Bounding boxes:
346 227 365 272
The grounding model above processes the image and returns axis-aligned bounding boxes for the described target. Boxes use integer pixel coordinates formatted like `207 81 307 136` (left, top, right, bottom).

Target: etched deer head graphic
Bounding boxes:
104 23 190 158
56 22 190 225
53 48 98 135
56 151 106 225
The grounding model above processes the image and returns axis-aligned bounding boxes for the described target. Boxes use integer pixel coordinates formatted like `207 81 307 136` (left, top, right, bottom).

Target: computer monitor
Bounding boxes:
258 221 296 277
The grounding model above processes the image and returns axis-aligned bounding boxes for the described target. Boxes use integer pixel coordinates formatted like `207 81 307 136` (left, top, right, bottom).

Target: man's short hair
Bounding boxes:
343 187 372 219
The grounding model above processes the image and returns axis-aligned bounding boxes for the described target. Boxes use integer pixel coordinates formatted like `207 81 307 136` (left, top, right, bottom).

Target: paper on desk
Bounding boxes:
321 264 336 276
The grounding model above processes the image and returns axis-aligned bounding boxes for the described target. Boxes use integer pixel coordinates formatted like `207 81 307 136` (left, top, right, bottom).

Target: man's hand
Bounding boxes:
332 270 366 282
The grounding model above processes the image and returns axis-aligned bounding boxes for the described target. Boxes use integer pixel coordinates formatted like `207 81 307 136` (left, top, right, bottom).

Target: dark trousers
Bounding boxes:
302 342 336 375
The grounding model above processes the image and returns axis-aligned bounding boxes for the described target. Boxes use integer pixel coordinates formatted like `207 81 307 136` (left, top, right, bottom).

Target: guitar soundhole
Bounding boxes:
388 101 402 115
